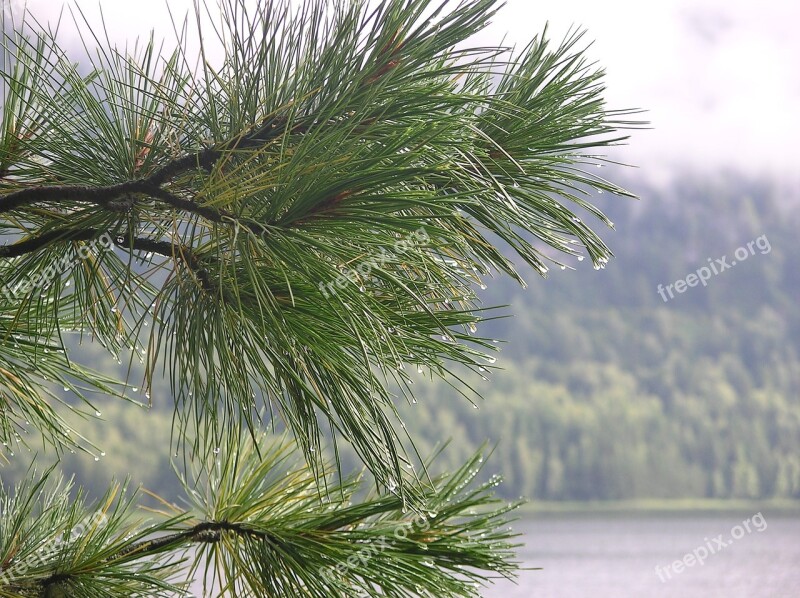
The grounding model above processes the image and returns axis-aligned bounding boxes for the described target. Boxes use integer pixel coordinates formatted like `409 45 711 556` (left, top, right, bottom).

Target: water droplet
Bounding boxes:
468 322 477 333
95 410 101 417
63 386 69 392
417 365 423 374
94 456 100 462
132 387 138 392
479 283 487 290
213 447 220 454
572 217 581 223
412 398 418 404
560 265 566 270
100 452 105 457
484 356 497 364
65 280 71 287
577 256 585 262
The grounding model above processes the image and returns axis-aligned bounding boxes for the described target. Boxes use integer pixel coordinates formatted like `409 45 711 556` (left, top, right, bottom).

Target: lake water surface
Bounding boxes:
484 511 800 598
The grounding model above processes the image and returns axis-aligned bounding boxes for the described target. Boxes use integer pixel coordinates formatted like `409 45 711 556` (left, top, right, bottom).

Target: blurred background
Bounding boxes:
2 1 799 596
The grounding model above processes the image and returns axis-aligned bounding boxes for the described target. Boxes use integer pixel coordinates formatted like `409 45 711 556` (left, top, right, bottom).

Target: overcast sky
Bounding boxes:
11 0 800 188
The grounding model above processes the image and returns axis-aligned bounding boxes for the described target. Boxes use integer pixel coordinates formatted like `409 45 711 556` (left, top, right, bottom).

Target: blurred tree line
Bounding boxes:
3 175 798 502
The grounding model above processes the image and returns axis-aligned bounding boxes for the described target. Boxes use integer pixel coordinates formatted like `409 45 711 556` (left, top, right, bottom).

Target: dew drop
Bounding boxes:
94 456 100 462
560 265 566 270
417 365 423 374
100 452 105 457
577 256 585 262
479 283 487 290
213 447 220 454
95 410 101 417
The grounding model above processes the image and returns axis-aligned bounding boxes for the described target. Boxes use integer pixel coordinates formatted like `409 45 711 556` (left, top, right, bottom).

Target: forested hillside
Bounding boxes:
3 175 799 502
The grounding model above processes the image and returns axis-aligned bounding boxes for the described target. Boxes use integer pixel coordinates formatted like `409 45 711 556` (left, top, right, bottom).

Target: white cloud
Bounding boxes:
11 0 800 185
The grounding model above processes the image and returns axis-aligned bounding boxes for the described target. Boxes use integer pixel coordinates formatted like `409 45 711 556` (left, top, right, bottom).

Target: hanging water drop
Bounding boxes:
213 447 220 454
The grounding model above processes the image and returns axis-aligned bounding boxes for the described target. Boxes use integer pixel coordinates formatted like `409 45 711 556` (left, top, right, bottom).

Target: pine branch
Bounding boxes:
0 179 228 222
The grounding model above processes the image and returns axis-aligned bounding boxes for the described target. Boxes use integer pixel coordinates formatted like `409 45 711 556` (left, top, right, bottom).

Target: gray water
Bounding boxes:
188 511 800 597
483 512 800 598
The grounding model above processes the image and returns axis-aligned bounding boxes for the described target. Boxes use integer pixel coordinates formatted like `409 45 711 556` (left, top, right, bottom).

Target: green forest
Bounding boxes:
3 174 799 503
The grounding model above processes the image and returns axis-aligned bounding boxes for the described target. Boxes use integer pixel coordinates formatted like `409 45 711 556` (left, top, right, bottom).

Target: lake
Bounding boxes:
484 511 800 598
188 510 800 597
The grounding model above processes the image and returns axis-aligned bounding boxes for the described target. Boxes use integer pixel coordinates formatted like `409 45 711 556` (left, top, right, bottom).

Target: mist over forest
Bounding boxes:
4 172 797 504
